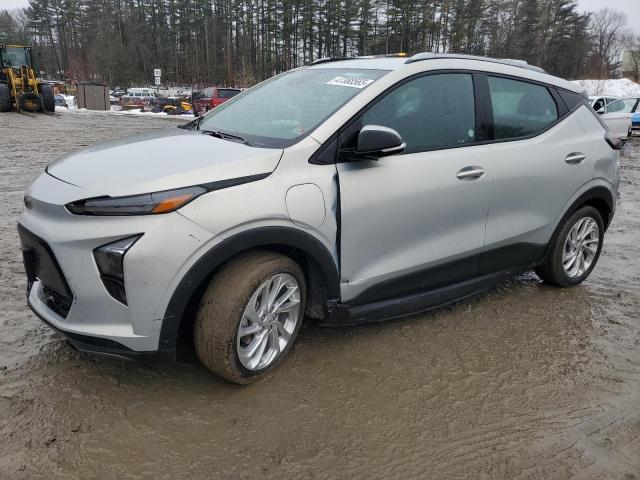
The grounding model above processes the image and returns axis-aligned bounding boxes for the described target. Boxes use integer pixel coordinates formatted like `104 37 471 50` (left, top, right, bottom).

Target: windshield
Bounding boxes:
199 68 388 148
1 47 31 69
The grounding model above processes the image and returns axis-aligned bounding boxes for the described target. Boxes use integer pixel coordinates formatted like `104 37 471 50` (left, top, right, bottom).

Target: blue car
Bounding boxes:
633 111 640 130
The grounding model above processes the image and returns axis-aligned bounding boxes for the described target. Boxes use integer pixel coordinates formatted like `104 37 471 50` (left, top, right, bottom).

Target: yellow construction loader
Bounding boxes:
0 44 54 113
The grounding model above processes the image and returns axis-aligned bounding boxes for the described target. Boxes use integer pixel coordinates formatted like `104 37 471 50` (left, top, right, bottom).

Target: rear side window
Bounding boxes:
488 77 558 140
361 73 476 153
218 89 240 99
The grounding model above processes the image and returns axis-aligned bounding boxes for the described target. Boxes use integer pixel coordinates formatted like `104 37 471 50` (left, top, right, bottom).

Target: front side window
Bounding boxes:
360 73 476 153
199 68 387 148
488 76 558 140
604 98 638 114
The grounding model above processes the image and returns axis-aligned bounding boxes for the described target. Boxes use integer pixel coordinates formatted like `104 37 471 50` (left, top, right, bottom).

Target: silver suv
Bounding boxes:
19 53 620 383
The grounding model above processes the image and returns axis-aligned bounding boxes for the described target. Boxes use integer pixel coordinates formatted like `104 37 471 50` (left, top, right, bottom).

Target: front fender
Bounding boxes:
158 225 340 352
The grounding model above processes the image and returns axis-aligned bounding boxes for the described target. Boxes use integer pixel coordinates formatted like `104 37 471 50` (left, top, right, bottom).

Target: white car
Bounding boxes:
596 98 638 140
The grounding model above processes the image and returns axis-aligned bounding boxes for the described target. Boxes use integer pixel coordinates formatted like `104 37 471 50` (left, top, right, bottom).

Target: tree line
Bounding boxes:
0 0 634 88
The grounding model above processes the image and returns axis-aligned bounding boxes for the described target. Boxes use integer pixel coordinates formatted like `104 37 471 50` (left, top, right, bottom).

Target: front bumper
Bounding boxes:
19 172 214 355
27 281 169 360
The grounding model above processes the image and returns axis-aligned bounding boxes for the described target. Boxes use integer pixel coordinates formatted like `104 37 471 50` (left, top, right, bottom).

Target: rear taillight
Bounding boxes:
605 132 622 150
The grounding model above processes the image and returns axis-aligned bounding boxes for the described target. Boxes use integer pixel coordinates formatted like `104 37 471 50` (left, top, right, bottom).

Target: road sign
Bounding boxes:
154 68 161 77
154 76 161 86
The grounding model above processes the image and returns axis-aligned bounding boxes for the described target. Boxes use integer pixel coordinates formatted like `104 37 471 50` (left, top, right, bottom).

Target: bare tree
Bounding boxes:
589 8 627 78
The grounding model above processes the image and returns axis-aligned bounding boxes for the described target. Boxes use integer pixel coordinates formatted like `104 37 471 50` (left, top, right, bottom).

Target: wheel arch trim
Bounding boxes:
559 184 615 229
158 226 339 352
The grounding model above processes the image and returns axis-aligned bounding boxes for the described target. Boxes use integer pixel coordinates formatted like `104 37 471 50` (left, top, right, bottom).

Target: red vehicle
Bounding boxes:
194 87 241 116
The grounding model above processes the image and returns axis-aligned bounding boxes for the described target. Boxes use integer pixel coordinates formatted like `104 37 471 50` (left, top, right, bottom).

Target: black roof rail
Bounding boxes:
405 52 546 74
310 53 408 66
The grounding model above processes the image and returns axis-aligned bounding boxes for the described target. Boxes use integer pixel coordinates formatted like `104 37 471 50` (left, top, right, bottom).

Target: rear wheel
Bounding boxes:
194 251 306 384
536 206 604 287
41 84 55 112
0 83 11 112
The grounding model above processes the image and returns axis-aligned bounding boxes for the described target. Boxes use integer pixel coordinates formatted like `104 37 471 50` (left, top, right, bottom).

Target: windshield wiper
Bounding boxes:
201 129 249 145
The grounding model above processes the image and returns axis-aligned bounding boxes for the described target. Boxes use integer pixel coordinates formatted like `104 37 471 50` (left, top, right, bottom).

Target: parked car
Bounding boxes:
589 95 618 112
194 86 240 115
19 53 620 384
632 111 640 131
53 94 68 109
596 97 639 140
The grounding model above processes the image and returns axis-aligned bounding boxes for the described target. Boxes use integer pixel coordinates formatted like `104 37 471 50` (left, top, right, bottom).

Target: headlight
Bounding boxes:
66 186 207 216
94 235 141 305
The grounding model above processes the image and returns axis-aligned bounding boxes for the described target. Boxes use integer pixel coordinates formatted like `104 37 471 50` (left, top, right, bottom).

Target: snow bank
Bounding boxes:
572 78 640 98
57 107 193 120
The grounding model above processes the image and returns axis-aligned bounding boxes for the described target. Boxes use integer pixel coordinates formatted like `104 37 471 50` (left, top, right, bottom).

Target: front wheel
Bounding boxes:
536 206 604 287
194 251 306 384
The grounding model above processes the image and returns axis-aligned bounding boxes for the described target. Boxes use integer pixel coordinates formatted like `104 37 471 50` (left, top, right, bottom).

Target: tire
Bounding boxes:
41 84 55 112
194 251 306 384
536 206 604 287
0 83 11 112
19 92 43 112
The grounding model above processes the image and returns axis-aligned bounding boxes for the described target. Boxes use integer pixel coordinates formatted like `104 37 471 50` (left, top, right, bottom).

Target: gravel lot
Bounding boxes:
1 110 639 479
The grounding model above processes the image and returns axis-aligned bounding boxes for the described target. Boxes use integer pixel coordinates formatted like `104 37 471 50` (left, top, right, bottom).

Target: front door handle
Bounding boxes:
565 153 586 164
457 166 485 180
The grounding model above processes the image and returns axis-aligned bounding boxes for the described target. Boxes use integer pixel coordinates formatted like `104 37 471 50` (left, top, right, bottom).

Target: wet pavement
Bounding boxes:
1 111 639 479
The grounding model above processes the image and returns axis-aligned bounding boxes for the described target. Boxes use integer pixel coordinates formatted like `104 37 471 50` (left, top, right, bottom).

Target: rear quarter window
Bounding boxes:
488 76 558 140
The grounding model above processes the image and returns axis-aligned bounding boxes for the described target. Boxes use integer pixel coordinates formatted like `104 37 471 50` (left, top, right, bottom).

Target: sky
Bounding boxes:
1 0 639 33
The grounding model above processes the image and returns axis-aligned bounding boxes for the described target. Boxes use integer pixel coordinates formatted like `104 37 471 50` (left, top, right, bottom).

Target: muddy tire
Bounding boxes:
41 84 55 112
536 206 604 287
0 83 11 112
194 251 306 384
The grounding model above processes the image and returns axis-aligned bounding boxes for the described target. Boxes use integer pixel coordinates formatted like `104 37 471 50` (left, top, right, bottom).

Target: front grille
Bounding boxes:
18 225 73 318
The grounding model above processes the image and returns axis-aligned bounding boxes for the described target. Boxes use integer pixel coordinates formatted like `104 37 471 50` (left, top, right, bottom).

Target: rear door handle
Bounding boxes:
457 166 485 180
565 153 586 164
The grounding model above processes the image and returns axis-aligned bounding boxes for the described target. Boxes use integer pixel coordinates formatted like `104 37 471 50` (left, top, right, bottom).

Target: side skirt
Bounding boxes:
323 266 532 326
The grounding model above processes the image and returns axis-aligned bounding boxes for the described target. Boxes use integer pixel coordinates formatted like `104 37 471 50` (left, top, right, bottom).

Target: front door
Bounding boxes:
601 98 638 137
337 72 492 305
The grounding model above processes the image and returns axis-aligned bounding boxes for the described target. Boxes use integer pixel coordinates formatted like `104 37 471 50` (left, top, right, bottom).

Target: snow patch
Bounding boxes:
571 78 640 98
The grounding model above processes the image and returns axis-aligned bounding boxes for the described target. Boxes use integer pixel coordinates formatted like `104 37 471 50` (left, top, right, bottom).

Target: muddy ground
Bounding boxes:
0 110 639 480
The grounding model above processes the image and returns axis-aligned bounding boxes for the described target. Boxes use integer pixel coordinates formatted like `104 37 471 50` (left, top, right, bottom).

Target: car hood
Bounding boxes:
46 128 282 197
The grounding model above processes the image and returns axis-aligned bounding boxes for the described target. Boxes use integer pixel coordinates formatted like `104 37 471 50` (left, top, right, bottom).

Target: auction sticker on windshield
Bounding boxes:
326 76 375 89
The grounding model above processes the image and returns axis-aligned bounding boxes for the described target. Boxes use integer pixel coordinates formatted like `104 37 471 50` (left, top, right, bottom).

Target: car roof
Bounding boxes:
307 53 582 93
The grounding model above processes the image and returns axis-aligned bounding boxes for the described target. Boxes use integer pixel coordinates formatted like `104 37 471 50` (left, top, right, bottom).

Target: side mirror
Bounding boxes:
597 108 605 114
353 125 406 159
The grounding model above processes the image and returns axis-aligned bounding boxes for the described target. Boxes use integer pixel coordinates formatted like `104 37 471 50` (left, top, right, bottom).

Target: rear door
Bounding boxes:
337 72 492 304
480 75 596 272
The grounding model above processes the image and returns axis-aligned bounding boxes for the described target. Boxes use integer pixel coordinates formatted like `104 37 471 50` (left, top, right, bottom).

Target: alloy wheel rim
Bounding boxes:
562 217 600 278
236 273 301 371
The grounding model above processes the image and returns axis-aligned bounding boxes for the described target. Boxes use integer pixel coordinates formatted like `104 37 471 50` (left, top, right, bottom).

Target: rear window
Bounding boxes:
218 89 240 99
